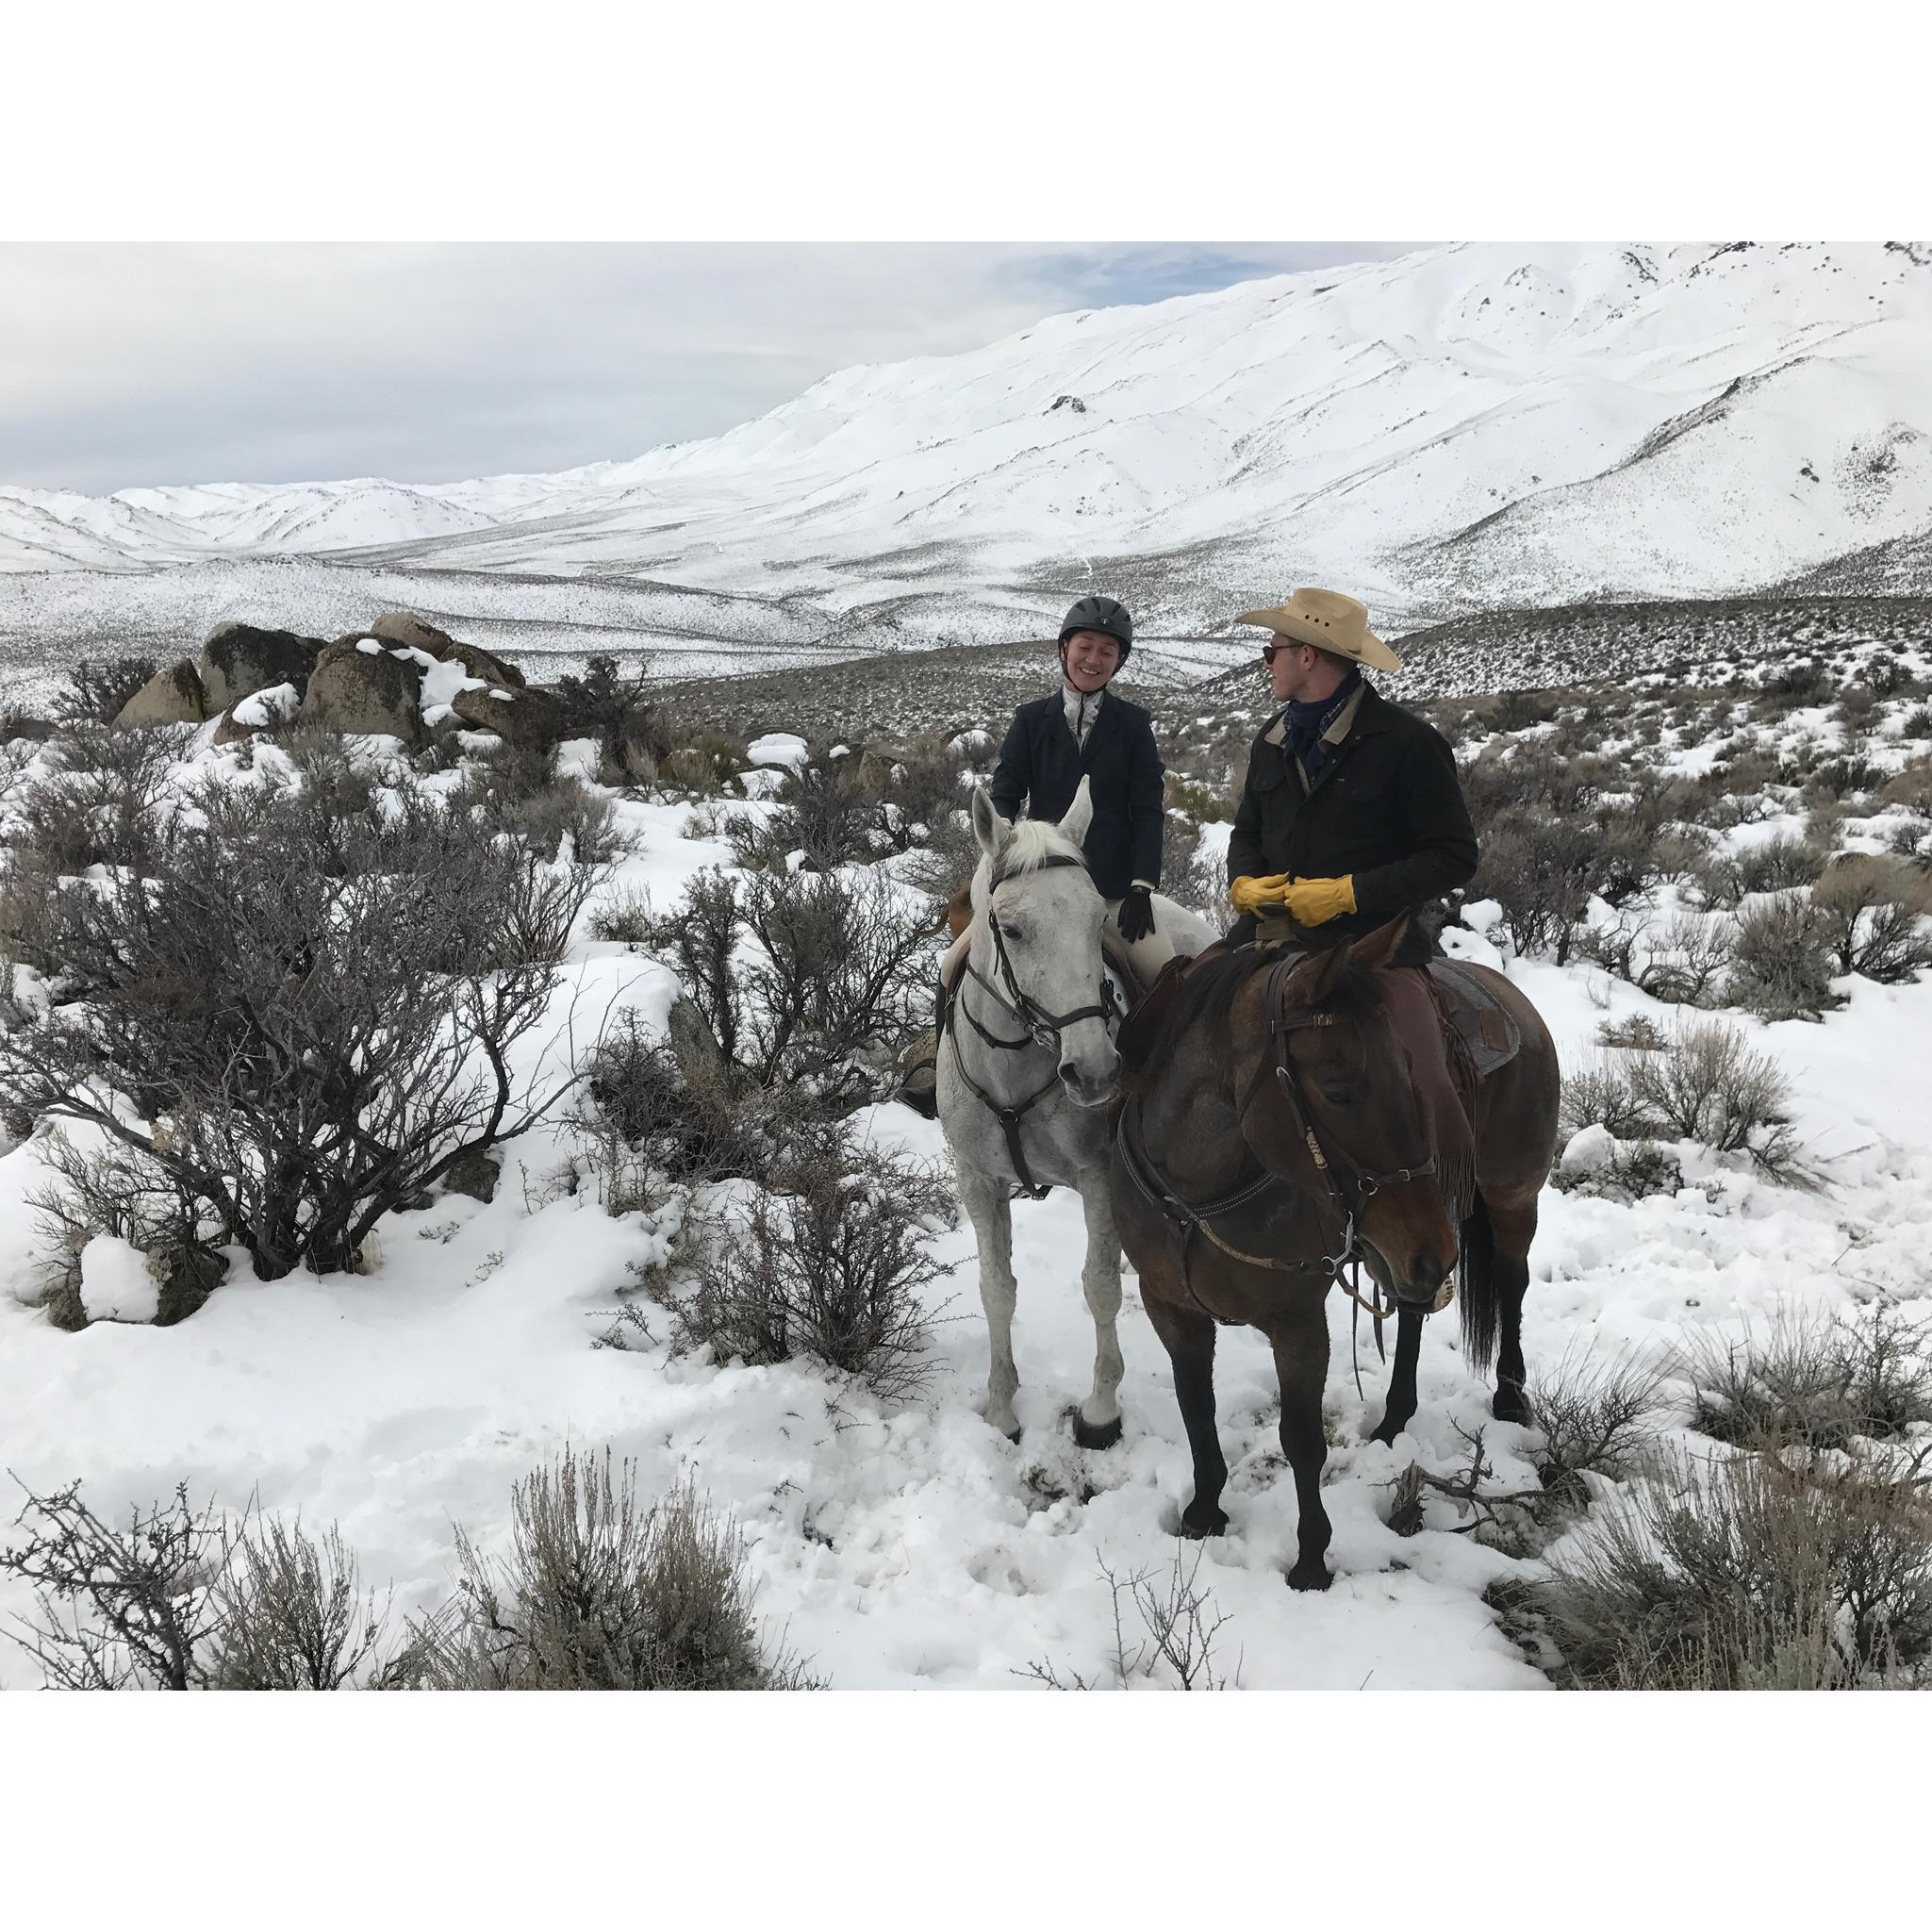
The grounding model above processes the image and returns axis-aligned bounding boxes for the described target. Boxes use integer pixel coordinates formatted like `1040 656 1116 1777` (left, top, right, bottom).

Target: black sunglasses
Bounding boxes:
1261 640 1305 665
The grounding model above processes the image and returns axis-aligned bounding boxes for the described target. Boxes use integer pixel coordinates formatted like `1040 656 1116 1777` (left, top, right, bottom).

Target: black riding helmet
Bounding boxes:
1058 594 1133 664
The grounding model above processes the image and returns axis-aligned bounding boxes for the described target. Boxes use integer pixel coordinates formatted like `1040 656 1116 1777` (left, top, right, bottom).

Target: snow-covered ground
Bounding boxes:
3 696 1930 1691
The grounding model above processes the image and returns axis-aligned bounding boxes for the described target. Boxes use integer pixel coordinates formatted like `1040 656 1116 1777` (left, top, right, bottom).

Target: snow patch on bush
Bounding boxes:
77 1236 158 1325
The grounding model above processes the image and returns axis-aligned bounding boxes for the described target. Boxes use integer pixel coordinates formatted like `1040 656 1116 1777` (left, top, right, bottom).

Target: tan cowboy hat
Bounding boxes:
1233 586 1403 673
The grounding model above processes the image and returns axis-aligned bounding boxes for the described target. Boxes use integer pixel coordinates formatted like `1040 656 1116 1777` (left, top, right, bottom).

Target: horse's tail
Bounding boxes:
1458 1191 1499 1378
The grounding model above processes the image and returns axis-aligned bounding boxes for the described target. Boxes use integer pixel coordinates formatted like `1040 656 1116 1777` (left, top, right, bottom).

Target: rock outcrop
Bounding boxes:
299 638 427 745
370 610 524 688
200 622 325 711
102 611 552 753
113 659 206 728
451 682 563 750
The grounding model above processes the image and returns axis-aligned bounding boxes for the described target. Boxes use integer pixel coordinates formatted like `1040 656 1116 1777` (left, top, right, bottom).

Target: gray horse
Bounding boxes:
936 778 1213 1448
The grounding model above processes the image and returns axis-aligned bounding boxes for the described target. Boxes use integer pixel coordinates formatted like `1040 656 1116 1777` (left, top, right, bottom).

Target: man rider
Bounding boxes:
1224 586 1482 1264
1226 586 1476 948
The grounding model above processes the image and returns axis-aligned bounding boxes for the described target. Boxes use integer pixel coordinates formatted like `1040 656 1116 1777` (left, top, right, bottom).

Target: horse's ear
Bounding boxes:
1058 774 1095 848
970 785 1011 861
1349 915 1410 973
1284 942 1351 1009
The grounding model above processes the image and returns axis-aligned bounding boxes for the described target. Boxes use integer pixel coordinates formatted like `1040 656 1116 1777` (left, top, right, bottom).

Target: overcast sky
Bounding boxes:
0 242 1412 496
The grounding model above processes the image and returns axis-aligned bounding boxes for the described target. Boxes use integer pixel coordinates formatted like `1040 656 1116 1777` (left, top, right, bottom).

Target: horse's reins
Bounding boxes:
947 851 1117 1200
1116 951 1447 1390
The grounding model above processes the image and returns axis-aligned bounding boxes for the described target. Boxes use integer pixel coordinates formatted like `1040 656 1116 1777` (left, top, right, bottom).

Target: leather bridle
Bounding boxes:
957 852 1115 1050
947 850 1117 1200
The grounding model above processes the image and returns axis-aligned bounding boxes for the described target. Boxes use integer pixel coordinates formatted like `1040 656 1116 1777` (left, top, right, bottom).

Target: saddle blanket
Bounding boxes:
1426 960 1522 1079
1111 948 1522 1083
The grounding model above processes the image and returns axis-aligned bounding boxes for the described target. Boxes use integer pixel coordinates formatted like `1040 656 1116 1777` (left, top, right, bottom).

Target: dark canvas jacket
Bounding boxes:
1226 683 1478 946
988 689 1164 900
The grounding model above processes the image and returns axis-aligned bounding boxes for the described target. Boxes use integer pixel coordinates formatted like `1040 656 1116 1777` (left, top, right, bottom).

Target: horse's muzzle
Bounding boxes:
1059 1052 1119 1110
1367 1241 1457 1315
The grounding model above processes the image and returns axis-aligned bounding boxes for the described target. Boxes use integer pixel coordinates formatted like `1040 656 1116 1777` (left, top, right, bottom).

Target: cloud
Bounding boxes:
0 241 1412 494
992 241 1415 310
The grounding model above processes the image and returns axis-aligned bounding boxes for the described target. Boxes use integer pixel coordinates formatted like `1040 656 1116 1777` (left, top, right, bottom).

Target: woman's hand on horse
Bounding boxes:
1116 884 1156 942
1230 873 1291 916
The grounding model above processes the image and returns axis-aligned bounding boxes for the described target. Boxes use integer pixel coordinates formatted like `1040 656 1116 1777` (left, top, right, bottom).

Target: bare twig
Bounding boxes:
1016 1542 1241 1691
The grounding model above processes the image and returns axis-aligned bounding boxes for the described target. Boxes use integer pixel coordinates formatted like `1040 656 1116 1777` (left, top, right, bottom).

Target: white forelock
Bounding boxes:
982 816 1085 883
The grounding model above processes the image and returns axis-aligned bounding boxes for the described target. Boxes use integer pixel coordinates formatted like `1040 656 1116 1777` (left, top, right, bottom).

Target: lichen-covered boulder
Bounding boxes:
451 682 562 750
113 659 206 728
368 610 459 654
439 637 526 689
370 611 524 688
199 622 324 711
299 638 424 745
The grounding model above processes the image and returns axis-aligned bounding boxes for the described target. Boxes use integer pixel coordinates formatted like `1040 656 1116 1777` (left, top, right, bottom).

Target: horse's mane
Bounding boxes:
1122 943 1385 1090
979 817 1088 892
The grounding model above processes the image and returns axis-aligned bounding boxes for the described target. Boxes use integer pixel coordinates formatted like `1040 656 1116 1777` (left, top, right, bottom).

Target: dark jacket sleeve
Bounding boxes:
1126 709 1164 886
1227 741 1266 885
987 707 1032 822
1349 723 1479 921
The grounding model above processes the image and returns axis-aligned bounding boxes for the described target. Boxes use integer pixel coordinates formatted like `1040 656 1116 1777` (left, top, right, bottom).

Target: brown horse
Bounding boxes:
1109 916 1560 1592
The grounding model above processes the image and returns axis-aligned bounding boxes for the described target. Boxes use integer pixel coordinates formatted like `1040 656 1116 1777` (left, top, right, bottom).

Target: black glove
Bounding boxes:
1115 885 1156 944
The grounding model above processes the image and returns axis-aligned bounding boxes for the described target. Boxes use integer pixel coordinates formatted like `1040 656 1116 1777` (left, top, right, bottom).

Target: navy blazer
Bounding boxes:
988 689 1164 900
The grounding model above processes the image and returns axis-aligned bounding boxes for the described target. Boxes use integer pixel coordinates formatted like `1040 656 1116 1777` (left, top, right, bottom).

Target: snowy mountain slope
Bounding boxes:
0 493 149 571
7 241 1932 660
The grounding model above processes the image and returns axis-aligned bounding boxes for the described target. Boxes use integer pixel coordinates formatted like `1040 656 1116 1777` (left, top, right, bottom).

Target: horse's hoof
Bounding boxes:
1180 1503 1229 1540
1493 1385 1533 1427
1286 1558 1333 1593
1367 1415 1408 1448
1072 1412 1123 1452
1003 1425 1023 1445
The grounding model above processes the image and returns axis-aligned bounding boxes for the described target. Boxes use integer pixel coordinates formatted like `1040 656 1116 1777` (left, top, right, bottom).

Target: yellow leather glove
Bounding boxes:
1280 875 1357 927
1229 872 1290 916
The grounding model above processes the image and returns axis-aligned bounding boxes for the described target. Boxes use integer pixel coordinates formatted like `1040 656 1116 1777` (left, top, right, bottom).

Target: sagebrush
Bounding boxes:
1530 1443 1932 1689
665 1125 955 1398
1 773 597 1279
418 1451 811 1690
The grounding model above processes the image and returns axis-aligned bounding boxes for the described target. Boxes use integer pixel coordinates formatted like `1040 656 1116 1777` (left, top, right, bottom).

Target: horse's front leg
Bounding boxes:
958 1164 1022 1440
1144 1293 1229 1536
1369 1307 1425 1445
1267 1302 1334 1591
1071 1165 1125 1450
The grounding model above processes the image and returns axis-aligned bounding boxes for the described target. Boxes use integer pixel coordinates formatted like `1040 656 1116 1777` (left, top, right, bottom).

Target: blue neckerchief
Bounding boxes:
1282 669 1362 780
